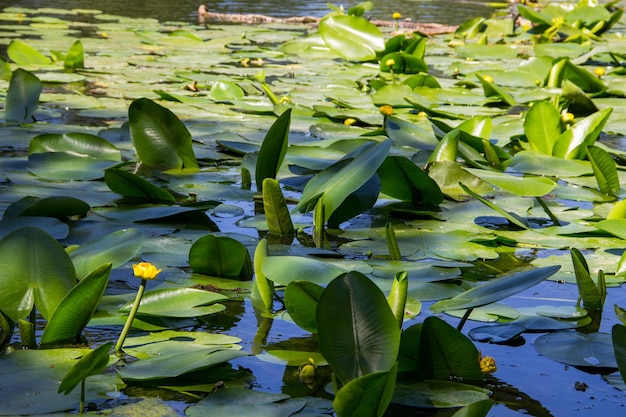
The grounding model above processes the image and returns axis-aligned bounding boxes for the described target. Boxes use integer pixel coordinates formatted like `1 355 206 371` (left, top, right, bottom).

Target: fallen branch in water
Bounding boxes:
197 5 458 35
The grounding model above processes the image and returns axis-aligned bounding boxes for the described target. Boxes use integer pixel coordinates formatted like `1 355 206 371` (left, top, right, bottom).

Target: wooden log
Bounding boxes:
197 5 458 35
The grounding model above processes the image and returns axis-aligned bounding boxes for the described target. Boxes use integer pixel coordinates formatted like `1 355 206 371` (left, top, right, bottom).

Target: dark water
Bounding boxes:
0 0 506 25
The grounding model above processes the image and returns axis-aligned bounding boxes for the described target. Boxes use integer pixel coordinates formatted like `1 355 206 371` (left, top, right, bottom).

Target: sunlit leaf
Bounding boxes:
129 98 199 170
317 271 400 384
0 227 75 321
319 15 384 61
41 264 111 347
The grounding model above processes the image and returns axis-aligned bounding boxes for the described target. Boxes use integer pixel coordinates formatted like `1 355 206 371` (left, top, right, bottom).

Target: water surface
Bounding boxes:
0 0 505 25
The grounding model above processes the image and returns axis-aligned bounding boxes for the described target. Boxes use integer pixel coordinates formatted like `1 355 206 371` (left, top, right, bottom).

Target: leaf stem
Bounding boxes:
79 379 85 414
457 308 473 331
114 278 147 353
535 196 561 226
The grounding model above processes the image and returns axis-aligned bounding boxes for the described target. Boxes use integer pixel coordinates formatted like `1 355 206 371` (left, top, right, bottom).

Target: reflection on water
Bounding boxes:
0 0 504 25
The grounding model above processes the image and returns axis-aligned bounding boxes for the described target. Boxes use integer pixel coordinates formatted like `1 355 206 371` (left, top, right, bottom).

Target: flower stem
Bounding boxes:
115 278 147 353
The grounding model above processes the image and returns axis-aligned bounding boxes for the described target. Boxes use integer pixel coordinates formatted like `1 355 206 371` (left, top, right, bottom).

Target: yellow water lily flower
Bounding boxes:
594 67 605 77
344 118 357 126
298 358 317 384
482 75 494 83
479 352 497 374
132 262 162 280
385 58 396 67
379 105 394 116
392 12 402 20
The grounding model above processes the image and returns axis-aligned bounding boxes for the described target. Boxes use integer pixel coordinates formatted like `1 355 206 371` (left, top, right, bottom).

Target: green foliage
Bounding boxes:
570 248 606 312
318 15 384 61
255 109 291 191
0 227 75 322
41 263 111 347
251 238 274 312
3 196 90 220
58 342 113 394
189 234 253 279
63 39 84 70
5 68 42 122
261 177 294 240
317 271 400 385
431 266 560 314
128 98 199 171
284 280 324 333
418 317 483 381
7 39 51 65
613 324 626 386
105 168 176 204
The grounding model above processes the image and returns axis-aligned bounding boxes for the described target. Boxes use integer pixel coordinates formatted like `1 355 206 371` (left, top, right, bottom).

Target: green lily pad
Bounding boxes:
534 331 617 368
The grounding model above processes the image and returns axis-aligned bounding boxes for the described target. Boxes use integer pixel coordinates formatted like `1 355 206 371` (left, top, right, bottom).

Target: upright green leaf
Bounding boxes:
189 234 253 279
284 280 324 333
63 40 84 71
613 324 626 386
317 271 400 385
319 15 385 61
571 248 604 311
0 227 76 321
41 264 112 347
586 145 619 196
129 98 198 170
420 316 483 381
255 108 291 191
553 108 613 159
58 342 114 395
5 68 42 122
524 100 561 155
387 271 408 329
294 140 391 221
378 155 443 206
251 238 274 312
332 364 398 417
262 178 294 239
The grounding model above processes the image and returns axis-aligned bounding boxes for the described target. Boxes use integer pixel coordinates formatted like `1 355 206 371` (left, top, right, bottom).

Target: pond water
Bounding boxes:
0 0 506 25
1 2 626 417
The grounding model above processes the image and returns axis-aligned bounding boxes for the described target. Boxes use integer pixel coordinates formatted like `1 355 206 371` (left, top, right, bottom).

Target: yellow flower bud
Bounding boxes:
385 58 396 67
561 111 575 124
379 105 394 116
482 75 494 83
392 12 402 20
417 111 428 118
479 353 497 374
101 32 108 38
344 118 357 126
298 358 317 384
132 262 162 280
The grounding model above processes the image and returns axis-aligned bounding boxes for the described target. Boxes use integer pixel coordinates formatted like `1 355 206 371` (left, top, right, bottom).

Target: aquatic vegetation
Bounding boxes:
1 1 626 416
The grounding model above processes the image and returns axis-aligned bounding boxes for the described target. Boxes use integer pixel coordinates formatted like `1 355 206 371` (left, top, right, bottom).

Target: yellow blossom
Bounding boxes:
561 111 575 124
101 32 108 38
479 353 497 374
417 111 428 118
385 58 396 67
594 67 605 77
379 105 394 116
392 12 402 20
482 75 494 83
132 262 162 280
344 118 357 126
